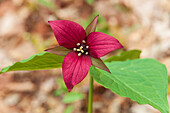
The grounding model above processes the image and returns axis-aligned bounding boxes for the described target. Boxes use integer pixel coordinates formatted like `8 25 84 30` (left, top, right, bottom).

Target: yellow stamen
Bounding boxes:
77 49 80 51
80 46 83 49
81 50 84 53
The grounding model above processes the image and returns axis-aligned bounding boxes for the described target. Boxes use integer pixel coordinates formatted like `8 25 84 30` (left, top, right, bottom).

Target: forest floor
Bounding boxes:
0 0 170 113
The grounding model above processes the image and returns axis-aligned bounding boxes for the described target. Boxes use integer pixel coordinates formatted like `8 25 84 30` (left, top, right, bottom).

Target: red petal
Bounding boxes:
45 46 72 56
48 20 86 49
62 51 91 92
86 32 123 58
85 15 99 36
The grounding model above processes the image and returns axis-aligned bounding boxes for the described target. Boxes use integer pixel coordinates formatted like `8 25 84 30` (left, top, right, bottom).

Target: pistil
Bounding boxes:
73 40 89 56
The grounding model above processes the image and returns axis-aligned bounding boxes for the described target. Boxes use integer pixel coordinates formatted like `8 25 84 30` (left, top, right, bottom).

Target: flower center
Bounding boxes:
73 40 89 56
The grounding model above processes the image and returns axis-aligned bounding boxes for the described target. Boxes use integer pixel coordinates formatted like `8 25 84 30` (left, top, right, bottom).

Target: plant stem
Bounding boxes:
88 75 93 113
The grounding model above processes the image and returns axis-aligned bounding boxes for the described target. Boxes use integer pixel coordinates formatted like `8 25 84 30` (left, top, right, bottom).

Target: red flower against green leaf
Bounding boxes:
45 15 123 92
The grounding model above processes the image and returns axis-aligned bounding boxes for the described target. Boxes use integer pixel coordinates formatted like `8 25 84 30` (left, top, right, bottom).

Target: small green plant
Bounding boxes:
0 15 169 113
54 79 85 113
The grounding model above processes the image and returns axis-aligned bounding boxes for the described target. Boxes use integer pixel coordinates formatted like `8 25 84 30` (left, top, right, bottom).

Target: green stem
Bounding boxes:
88 75 93 113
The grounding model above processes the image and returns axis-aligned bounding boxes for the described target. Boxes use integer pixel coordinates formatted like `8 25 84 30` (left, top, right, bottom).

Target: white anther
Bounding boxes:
77 49 80 51
82 40 86 43
85 52 88 55
73 48 77 51
86 46 89 49
77 43 80 46
80 46 83 49
78 53 82 56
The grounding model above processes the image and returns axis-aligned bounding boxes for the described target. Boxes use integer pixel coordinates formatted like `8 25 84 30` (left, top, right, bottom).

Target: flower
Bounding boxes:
45 15 123 92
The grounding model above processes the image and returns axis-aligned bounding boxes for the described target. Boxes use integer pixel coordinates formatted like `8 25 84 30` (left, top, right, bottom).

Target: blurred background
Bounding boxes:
0 0 170 113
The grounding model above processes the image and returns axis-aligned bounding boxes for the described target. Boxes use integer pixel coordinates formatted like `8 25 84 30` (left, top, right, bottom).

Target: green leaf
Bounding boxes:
62 92 85 103
90 59 169 113
54 89 64 96
0 52 64 74
54 79 68 96
104 50 141 62
85 0 94 5
64 105 74 113
37 0 55 9
168 76 170 83
56 78 68 91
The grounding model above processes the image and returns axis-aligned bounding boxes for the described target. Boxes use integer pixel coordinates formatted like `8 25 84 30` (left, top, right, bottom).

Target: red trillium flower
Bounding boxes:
45 15 123 92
